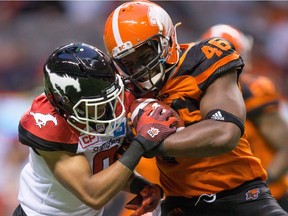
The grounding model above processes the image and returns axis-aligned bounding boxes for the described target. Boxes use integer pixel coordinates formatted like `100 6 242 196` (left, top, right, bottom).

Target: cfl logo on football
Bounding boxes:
147 127 160 137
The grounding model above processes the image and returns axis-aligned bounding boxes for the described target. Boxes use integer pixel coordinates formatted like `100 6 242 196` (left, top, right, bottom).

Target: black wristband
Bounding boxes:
134 135 163 152
118 140 144 171
144 142 166 158
130 176 151 194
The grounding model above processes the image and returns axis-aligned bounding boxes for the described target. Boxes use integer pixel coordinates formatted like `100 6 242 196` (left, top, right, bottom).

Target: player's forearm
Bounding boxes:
162 119 240 158
266 150 288 183
257 113 288 182
82 161 133 210
123 171 151 194
82 143 145 209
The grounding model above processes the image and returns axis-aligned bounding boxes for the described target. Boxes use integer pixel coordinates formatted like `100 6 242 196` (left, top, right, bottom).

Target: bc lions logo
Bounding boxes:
246 188 260 200
30 112 58 128
147 127 160 138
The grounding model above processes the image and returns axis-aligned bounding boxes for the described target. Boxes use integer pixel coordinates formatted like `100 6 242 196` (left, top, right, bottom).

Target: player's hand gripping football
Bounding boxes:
125 184 163 216
133 106 177 152
126 112 136 144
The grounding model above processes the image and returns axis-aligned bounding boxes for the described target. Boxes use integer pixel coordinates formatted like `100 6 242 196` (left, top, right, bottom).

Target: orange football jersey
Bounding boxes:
241 73 287 199
154 38 267 198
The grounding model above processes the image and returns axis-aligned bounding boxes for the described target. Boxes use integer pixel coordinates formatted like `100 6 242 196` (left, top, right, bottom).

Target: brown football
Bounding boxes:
130 98 185 131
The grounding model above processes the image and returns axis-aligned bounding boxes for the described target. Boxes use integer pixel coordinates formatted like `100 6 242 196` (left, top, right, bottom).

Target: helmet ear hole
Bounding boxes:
168 37 172 47
62 96 70 104
160 36 169 47
78 63 85 72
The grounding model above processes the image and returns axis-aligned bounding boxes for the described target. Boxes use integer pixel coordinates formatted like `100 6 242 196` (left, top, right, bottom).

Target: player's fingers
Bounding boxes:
129 206 146 216
125 204 139 210
141 197 153 206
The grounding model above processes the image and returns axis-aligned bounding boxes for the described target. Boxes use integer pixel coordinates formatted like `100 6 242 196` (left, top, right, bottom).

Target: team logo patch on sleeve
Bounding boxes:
30 112 58 128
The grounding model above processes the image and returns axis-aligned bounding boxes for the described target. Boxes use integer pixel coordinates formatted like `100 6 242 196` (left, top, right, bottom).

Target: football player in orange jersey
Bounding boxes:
201 23 288 212
103 1 288 215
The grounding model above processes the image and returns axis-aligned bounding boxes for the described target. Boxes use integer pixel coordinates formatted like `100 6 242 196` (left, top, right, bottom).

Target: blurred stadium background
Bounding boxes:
0 1 288 215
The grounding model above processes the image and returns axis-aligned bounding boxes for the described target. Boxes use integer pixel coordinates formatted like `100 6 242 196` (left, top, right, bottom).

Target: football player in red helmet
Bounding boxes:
202 23 288 212
103 1 288 215
13 42 178 216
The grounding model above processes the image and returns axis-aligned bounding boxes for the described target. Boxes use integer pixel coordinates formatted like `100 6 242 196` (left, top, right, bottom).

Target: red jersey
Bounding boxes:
18 92 134 172
17 93 130 215
156 38 267 198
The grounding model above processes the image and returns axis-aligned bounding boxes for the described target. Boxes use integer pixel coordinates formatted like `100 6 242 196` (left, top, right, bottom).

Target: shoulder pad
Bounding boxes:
20 94 79 145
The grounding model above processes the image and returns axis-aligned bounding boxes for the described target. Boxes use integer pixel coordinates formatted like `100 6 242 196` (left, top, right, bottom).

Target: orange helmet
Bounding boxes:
104 0 179 64
201 24 253 62
103 1 180 97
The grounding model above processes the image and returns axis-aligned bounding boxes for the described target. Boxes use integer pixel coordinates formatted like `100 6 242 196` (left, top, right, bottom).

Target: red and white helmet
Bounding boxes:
103 1 180 97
